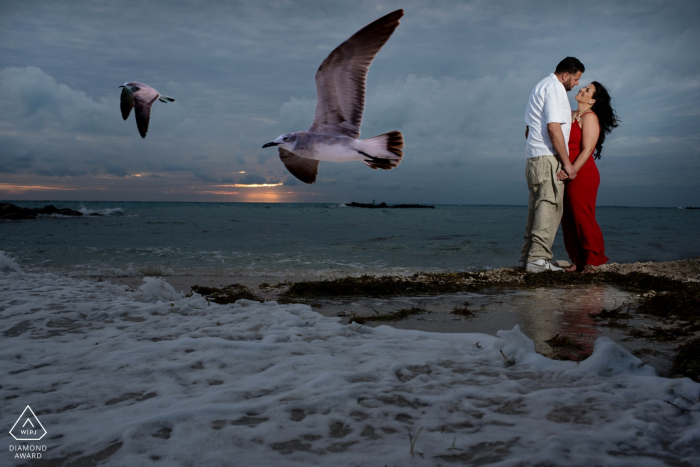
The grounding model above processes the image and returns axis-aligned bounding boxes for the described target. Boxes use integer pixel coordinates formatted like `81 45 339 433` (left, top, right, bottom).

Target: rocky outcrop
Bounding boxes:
0 203 86 220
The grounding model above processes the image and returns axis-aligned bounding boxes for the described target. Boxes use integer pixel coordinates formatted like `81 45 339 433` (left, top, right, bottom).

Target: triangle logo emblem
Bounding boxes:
9 406 47 441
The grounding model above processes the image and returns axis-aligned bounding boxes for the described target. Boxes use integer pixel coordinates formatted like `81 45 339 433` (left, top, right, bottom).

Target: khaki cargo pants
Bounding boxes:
520 155 564 264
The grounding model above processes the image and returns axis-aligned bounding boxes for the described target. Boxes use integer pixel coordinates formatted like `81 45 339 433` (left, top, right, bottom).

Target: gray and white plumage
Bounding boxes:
263 9 405 184
119 82 175 138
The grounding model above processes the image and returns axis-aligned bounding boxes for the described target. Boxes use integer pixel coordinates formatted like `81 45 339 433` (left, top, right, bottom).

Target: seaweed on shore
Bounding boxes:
590 303 632 320
191 284 263 304
283 274 474 298
282 270 697 299
350 307 426 325
451 301 474 317
637 288 700 322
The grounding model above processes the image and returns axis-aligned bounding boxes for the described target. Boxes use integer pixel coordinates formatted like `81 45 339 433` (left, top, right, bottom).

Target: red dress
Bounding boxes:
562 113 609 268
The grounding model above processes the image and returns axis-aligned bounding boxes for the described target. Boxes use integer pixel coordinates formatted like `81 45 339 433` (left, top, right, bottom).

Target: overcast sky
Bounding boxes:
1 0 698 206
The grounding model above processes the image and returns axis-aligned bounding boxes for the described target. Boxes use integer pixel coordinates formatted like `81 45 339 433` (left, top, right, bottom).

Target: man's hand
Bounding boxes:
525 126 529 139
563 162 577 180
547 122 577 180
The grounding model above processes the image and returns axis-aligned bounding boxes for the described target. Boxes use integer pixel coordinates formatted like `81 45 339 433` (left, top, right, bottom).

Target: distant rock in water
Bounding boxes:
347 202 435 209
0 202 87 220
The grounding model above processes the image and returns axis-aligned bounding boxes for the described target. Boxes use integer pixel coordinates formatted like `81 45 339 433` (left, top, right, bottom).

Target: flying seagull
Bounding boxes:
119 82 175 138
263 9 405 184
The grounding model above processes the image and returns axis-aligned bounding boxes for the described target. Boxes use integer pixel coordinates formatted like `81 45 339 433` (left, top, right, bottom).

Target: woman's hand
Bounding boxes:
556 169 569 180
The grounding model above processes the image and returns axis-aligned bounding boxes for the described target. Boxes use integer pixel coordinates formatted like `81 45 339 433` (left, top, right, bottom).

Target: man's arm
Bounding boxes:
525 126 529 139
547 122 577 180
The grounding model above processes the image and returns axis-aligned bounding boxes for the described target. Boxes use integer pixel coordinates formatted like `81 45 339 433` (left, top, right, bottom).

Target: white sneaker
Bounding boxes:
525 259 563 273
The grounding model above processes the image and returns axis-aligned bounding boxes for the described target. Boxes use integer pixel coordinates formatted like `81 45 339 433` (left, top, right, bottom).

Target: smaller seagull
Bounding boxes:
119 82 175 138
263 9 405 184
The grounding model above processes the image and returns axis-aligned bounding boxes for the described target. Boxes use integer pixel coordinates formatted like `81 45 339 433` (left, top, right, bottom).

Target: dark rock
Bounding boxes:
347 201 434 209
0 202 83 220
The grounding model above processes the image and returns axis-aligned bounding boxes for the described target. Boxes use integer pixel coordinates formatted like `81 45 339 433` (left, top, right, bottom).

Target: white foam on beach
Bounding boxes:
1 253 699 466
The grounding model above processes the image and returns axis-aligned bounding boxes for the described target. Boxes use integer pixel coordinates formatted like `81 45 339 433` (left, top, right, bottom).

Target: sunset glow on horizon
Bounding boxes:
0 184 80 193
217 183 284 188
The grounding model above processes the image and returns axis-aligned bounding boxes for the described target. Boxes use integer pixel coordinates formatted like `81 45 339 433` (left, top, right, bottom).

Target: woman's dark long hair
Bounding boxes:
590 81 620 159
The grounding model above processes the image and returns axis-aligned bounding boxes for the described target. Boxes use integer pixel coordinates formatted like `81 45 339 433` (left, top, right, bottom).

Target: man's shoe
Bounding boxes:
525 259 563 273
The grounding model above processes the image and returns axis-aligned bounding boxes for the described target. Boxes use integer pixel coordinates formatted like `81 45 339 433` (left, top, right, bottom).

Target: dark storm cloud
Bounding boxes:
33 166 87 177
105 163 129 178
0 0 698 205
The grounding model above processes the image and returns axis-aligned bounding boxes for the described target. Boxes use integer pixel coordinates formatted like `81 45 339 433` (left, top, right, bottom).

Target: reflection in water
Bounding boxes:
304 284 675 375
516 286 612 356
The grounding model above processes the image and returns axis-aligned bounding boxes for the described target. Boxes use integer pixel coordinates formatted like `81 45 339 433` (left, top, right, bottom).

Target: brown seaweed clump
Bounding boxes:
451 301 474 317
191 284 263 304
350 307 426 325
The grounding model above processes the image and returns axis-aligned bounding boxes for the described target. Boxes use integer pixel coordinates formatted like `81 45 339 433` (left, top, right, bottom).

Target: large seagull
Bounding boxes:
119 82 175 138
263 9 405 184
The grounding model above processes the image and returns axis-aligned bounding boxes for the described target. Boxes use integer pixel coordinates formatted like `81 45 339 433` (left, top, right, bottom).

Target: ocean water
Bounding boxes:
2 201 699 278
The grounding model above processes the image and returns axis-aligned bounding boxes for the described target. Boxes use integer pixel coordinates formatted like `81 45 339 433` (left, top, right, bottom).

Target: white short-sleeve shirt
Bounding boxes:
524 73 571 158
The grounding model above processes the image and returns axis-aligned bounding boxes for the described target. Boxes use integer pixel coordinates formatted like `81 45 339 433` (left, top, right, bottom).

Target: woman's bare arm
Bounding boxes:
573 113 600 172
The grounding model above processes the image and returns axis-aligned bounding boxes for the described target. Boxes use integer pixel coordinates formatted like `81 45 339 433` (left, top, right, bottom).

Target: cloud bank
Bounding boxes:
0 0 698 205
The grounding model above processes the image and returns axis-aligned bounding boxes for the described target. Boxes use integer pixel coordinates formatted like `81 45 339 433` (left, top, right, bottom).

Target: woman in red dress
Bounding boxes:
559 82 619 273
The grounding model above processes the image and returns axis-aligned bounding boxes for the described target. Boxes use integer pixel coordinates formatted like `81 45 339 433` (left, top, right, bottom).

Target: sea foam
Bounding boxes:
1 260 699 465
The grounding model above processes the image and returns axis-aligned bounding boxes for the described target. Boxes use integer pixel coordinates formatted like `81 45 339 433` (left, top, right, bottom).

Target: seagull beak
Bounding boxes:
262 142 279 148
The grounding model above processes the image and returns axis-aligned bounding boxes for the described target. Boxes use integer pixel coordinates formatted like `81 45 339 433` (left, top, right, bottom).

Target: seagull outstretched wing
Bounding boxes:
309 9 403 139
279 147 319 184
133 85 160 138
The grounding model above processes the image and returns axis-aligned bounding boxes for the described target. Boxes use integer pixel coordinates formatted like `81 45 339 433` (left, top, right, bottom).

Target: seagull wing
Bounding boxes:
279 148 319 184
309 9 403 139
120 87 134 120
133 85 160 138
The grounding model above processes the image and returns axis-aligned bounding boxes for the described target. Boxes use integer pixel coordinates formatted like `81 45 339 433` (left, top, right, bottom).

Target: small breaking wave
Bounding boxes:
0 251 22 274
78 205 124 217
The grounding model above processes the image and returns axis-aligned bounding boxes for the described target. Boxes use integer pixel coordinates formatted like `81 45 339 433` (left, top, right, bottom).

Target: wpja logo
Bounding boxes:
8 406 47 460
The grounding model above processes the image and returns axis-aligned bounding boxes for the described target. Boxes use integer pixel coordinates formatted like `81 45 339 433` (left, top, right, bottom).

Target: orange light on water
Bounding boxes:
199 191 241 195
242 191 302 202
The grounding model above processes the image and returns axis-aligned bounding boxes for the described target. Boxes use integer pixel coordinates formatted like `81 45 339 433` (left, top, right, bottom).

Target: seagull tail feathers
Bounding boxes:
360 131 404 170
158 96 175 103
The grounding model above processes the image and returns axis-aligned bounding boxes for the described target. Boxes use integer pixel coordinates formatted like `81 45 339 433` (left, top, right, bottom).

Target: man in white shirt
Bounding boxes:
521 57 584 273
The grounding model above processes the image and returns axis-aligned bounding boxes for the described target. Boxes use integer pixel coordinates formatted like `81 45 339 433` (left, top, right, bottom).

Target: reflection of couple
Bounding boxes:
521 57 619 273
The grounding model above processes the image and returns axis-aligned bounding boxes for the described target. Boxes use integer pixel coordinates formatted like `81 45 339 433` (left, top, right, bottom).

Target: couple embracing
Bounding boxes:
521 57 620 273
